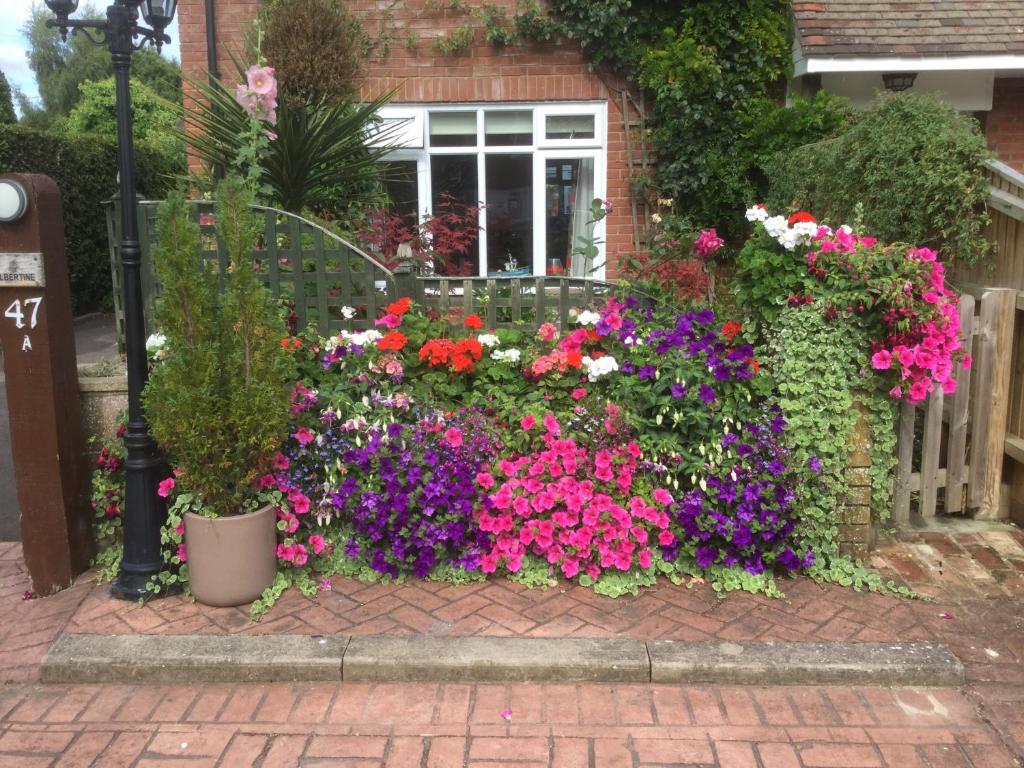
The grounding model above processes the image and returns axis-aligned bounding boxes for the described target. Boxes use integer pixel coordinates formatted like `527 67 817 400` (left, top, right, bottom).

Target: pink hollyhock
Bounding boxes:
157 477 175 498
444 428 463 448
870 350 892 370
295 426 315 446
571 388 587 400
309 535 326 555
246 65 276 96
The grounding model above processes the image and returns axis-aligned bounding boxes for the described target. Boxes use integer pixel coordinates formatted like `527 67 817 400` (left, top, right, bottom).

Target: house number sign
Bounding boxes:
0 252 45 287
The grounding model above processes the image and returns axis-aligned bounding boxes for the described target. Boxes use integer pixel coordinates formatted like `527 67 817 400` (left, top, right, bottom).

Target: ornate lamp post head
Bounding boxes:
141 0 178 35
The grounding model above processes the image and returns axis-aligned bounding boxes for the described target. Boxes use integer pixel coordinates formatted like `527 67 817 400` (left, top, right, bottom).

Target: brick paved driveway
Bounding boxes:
3 526 1024 765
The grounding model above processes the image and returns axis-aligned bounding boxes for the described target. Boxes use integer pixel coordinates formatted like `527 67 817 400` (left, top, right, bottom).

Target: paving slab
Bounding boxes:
41 633 349 683
344 635 651 683
648 640 965 687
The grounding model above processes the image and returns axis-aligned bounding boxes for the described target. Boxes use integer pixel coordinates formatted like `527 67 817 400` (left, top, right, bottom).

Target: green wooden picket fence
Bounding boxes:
105 199 650 348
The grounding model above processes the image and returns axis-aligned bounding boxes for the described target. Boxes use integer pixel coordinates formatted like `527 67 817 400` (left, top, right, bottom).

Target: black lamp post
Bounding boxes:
45 0 178 600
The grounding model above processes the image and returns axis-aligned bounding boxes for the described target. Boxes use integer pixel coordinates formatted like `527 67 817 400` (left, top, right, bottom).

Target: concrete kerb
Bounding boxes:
40 634 966 687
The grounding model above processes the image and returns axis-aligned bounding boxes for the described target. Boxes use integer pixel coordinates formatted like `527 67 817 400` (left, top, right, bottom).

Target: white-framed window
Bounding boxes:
376 102 608 278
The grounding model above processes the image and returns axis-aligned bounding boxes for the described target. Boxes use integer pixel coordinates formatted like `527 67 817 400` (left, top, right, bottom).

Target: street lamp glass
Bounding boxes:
141 0 178 30
43 0 80 17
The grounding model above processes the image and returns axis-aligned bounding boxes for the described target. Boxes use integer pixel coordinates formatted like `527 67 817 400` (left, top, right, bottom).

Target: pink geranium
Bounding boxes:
157 477 175 498
693 228 725 259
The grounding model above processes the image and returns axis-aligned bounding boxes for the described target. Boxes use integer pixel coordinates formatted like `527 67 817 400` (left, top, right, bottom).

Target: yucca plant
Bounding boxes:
182 49 400 214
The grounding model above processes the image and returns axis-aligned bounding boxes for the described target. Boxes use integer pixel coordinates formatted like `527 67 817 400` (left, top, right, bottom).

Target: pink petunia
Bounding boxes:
444 428 463 448
571 388 588 400
476 472 495 489
309 535 326 555
543 413 561 435
295 427 315 446
653 488 673 506
870 350 892 370
176 543 187 563
520 414 536 431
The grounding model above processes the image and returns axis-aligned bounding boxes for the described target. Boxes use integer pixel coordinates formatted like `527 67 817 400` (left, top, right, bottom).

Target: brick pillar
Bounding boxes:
839 401 875 557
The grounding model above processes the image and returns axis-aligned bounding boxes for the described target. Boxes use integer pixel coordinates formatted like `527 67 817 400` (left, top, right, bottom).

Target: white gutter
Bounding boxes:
794 52 1024 77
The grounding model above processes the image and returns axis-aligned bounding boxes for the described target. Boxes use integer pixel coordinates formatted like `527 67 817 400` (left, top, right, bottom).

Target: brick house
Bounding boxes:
790 1 1024 171
176 0 648 280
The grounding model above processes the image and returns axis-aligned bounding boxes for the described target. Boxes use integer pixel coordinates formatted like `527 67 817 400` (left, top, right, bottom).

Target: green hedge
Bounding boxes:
0 125 182 314
765 92 992 267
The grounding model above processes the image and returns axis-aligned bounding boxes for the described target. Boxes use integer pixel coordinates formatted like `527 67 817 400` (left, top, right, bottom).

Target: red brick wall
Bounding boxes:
176 0 646 278
986 78 1024 172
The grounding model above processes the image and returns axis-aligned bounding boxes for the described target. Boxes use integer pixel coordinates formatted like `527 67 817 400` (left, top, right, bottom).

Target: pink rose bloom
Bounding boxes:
157 477 175 498
571 388 587 401
444 428 463 448
693 228 725 259
309 535 326 555
870 350 892 370
538 322 558 342
246 65 277 96
295 427 315 446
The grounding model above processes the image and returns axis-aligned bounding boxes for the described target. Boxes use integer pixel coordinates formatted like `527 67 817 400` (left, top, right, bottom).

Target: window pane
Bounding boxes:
430 154 479 276
545 114 595 141
381 161 418 221
486 154 533 275
429 111 476 147
485 110 533 146
545 158 595 276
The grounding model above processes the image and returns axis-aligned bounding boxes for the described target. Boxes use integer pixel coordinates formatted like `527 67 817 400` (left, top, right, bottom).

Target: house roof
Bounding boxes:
793 1 1024 58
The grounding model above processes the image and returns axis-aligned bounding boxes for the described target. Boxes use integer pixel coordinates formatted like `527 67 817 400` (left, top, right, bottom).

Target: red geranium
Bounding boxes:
386 297 412 316
722 320 742 342
378 331 408 352
787 211 815 225
419 338 453 366
464 314 483 330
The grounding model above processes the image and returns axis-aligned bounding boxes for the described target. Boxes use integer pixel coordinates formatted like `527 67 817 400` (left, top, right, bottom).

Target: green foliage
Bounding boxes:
143 179 294 515
498 1 844 234
733 229 815 333
766 92 993 266
260 0 369 104
0 70 15 125
22 5 181 127
63 78 182 160
0 124 181 313
434 24 475 55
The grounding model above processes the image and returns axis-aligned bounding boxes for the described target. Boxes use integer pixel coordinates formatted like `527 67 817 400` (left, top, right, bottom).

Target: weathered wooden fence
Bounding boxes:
893 287 1016 522
948 159 1024 521
106 199 649 346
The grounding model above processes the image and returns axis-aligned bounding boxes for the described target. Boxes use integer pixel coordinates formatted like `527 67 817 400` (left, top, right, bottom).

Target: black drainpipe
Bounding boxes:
204 0 225 180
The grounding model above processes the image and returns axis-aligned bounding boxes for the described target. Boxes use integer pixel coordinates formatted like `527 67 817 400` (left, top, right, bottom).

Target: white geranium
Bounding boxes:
477 333 500 348
146 333 167 353
340 329 383 347
576 310 601 326
581 354 619 382
340 306 357 320
491 348 521 363
745 205 769 222
792 221 819 245
763 215 788 239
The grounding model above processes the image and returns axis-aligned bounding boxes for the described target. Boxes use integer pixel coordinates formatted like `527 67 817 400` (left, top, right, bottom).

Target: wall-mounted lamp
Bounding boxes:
882 72 918 92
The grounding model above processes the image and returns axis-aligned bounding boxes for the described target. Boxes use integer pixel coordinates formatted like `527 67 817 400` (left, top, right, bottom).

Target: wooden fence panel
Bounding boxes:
945 294 975 513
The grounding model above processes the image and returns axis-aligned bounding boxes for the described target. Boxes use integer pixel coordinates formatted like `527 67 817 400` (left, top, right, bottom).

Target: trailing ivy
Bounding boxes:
765 304 901 593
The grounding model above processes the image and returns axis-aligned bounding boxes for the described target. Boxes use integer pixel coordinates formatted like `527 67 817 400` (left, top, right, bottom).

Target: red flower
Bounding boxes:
419 338 453 366
748 358 761 373
280 337 291 348
787 211 815 225
566 351 583 369
386 297 412 316
722 320 742 342
464 314 483 330
378 331 408 352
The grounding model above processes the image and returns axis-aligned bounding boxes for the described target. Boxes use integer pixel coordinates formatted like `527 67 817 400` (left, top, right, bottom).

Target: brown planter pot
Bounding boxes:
184 504 277 607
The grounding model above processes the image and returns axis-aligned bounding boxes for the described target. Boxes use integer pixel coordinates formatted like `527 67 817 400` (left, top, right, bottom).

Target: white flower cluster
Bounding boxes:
576 310 601 326
491 348 521 363
744 205 830 251
340 306 357 320
477 333 501 348
581 354 619 382
146 333 167 353
332 328 383 348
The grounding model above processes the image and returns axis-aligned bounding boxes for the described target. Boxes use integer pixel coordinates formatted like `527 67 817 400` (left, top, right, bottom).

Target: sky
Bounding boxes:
1 0 180 109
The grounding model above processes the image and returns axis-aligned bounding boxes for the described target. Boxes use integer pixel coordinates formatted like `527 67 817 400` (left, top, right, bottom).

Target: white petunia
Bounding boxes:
581 354 619 382
576 310 601 326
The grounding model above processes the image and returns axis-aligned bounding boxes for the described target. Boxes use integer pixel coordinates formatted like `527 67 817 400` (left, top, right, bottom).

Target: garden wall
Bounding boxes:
175 0 646 279
986 78 1024 173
